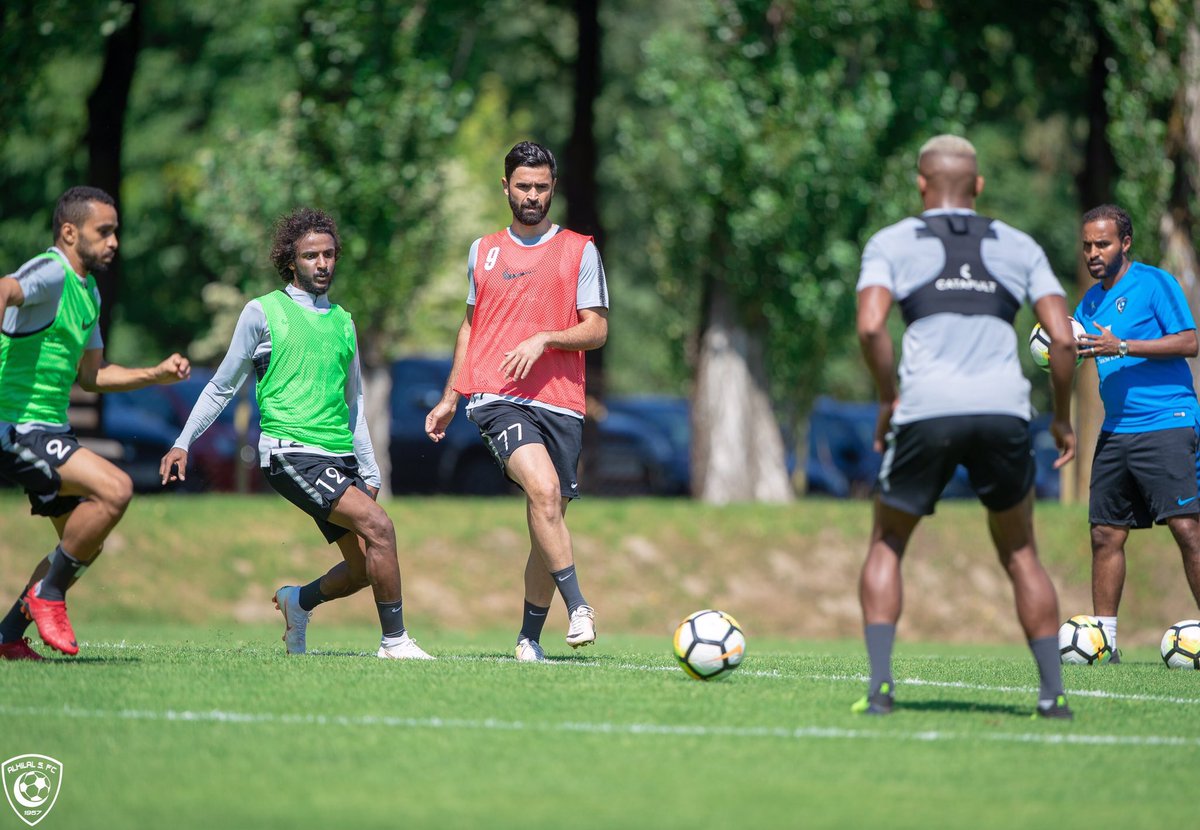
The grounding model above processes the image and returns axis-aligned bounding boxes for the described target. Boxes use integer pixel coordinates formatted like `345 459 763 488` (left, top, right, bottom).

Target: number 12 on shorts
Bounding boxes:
316 466 347 493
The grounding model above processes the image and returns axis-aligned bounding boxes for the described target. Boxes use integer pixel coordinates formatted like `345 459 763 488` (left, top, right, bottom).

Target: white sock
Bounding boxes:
381 632 409 648
1096 616 1118 652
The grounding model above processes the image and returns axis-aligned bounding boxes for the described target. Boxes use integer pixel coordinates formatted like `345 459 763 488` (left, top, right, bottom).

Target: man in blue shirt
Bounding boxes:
1075 204 1200 659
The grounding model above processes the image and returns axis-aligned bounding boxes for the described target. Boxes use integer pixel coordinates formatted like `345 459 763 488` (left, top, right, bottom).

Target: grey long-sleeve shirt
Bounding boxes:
172 284 381 488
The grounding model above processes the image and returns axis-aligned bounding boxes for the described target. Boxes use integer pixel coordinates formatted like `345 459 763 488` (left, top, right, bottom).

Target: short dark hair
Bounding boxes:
52 186 116 237
1082 204 1133 245
504 141 557 180
269 208 342 281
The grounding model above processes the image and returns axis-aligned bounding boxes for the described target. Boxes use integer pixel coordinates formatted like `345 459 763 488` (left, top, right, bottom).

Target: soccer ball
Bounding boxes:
1058 614 1112 665
673 609 745 680
16 771 51 805
1160 619 1200 669
1029 317 1086 371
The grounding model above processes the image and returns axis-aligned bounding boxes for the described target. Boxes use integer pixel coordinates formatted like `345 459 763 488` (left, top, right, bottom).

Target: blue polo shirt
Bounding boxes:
1074 262 1200 433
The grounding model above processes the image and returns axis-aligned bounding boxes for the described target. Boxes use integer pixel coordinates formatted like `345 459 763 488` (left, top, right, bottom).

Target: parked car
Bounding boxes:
102 369 263 492
804 396 1063 500
388 357 692 496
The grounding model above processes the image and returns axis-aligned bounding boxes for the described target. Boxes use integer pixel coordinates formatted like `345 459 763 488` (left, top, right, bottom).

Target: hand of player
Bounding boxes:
1050 417 1076 469
500 333 548 381
425 399 457 442
159 447 189 485
872 399 896 453
1076 323 1117 359
156 353 192 383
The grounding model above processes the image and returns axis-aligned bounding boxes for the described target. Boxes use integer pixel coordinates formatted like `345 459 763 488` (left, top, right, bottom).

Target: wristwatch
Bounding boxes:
1118 340 1129 357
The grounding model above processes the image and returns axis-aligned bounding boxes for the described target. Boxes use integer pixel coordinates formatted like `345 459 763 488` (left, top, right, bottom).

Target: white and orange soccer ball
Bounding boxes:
673 609 746 681
1160 619 1200 669
1058 614 1113 665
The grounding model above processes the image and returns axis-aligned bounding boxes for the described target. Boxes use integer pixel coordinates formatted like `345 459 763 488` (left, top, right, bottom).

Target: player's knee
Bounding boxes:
526 485 562 523
100 470 134 514
358 505 395 547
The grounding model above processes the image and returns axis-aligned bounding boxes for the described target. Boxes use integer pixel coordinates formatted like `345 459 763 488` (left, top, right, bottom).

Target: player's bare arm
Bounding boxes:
425 307 473 442
855 285 898 452
77 348 191 393
500 307 608 382
1078 324 1199 360
0 274 26 316
1032 294 1076 468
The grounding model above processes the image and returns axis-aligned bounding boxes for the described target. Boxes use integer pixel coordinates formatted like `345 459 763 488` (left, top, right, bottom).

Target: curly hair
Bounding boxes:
269 208 341 281
1082 204 1133 246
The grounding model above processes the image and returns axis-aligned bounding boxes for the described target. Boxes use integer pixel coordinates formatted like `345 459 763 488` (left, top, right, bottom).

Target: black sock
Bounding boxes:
865 623 896 696
1030 635 1064 704
0 593 31 643
298 579 330 612
519 600 551 643
36 546 87 602
376 600 405 639
550 565 587 614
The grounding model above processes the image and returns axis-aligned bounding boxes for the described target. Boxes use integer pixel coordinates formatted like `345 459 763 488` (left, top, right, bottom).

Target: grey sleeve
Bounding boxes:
12 255 66 306
856 233 894 292
85 286 104 350
576 241 609 309
465 237 481 306
1024 241 1066 303
345 328 381 489
173 302 263 450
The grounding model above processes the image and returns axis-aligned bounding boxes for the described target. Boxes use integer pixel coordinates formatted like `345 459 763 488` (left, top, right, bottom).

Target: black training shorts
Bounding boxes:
1089 426 1200 529
0 424 85 517
467 400 583 500
264 452 370 543
878 414 1035 516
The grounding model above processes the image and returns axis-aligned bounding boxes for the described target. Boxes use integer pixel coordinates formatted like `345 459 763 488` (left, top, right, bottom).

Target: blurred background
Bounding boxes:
3 0 1198 502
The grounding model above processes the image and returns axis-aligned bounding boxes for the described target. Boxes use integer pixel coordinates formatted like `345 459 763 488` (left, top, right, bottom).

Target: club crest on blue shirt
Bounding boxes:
1116 297 1127 313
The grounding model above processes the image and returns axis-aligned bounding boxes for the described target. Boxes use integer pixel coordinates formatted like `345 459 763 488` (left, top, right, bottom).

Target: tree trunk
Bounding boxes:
692 280 792 504
360 353 393 500
567 0 607 481
1067 18 1117 506
1163 10 1200 394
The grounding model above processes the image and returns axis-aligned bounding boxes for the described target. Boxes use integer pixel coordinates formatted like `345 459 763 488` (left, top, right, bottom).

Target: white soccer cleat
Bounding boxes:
565 605 596 648
377 633 435 660
273 585 311 655
515 636 546 662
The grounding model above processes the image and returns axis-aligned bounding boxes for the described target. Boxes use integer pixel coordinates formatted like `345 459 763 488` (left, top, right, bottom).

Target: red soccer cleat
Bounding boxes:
0 637 45 661
22 581 79 656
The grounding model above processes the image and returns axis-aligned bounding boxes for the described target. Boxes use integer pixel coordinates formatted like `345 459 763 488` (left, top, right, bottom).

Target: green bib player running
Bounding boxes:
0 186 191 660
160 208 433 660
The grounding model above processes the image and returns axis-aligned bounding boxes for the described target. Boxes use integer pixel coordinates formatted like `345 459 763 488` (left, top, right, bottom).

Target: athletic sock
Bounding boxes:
865 623 896 696
1030 635 1065 704
298 579 331 612
1096 615 1118 655
550 565 587 614
0 594 31 643
376 600 405 639
519 600 551 643
35 546 87 602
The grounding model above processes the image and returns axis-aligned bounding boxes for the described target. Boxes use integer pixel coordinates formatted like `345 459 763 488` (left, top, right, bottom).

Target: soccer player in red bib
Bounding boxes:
425 142 609 662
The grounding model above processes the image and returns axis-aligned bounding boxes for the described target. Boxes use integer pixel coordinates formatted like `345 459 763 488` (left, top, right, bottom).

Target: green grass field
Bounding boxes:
2 494 1198 828
2 624 1197 829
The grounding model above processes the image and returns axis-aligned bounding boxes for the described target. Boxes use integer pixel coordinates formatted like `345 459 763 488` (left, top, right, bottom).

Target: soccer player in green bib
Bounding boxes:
0 186 191 660
159 208 433 660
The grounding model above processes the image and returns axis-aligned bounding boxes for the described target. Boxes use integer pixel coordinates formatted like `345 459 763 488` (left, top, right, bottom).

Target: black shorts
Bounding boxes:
265 452 370 543
0 424 85 517
878 414 1035 516
468 401 583 499
1089 426 1200 529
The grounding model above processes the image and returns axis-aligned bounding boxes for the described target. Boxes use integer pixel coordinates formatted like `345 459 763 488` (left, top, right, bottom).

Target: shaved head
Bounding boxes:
917 135 981 206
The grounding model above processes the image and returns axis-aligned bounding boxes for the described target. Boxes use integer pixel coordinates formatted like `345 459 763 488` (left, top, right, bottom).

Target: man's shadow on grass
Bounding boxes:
896 699 1031 718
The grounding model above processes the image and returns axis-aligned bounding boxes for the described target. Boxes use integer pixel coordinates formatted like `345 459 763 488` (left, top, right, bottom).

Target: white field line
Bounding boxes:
0 702 1196 749
80 641 1200 706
